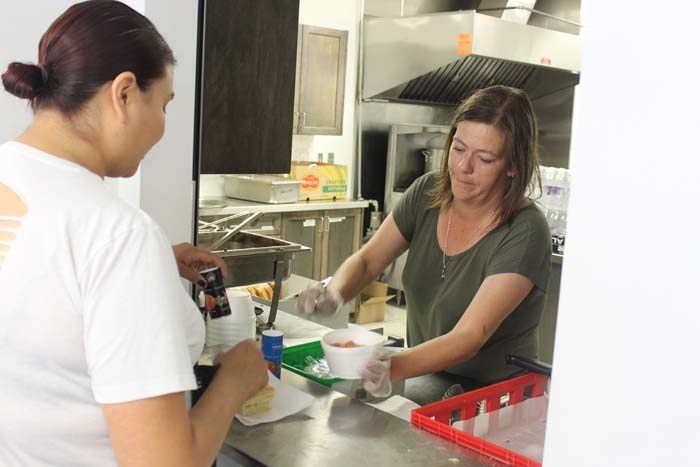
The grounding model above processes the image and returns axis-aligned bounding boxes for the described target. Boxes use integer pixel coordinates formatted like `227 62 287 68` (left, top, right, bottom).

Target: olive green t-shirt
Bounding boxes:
393 173 552 384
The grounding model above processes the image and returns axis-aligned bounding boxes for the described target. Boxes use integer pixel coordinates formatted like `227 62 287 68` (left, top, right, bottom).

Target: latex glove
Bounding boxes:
361 347 393 398
172 243 228 287
297 281 343 315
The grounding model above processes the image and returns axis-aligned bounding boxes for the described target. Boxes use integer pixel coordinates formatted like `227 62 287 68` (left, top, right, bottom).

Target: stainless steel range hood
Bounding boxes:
362 10 581 105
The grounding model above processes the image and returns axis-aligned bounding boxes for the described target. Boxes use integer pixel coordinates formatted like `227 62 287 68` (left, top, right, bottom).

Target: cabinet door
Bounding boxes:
199 0 299 174
282 212 323 280
294 25 348 135
322 209 362 278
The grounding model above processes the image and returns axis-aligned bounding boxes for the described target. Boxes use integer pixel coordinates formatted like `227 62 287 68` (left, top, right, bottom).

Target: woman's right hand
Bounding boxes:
297 281 344 315
215 340 268 399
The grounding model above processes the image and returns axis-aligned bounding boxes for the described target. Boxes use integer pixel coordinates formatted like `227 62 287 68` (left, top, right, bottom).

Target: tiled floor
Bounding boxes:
355 302 407 343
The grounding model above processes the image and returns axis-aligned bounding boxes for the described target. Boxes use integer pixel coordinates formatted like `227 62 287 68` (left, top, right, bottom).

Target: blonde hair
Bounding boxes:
429 85 542 226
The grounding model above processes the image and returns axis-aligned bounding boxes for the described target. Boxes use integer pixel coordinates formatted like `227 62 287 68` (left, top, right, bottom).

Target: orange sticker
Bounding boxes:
541 57 552 65
0 182 28 269
301 174 320 189
457 32 472 56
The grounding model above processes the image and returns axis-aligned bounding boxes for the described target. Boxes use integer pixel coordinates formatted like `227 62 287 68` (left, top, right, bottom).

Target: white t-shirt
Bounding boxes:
0 142 205 466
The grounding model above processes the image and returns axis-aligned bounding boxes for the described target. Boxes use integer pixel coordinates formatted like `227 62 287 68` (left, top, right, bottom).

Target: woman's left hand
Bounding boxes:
361 347 393 398
172 243 228 287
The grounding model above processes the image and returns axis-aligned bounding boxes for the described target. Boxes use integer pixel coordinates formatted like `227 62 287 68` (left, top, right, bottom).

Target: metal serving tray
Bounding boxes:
223 174 301 204
197 231 311 329
197 231 310 288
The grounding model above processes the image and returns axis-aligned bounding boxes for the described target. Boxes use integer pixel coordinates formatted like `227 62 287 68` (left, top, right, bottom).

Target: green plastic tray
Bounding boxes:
282 340 343 388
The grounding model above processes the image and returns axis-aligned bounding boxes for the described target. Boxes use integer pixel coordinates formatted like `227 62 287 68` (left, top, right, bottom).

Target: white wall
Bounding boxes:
0 2 66 142
140 0 198 244
294 0 360 197
543 1 700 466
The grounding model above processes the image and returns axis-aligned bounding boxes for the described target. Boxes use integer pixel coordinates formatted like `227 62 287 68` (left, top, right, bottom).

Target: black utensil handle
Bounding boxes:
385 335 405 348
505 355 552 377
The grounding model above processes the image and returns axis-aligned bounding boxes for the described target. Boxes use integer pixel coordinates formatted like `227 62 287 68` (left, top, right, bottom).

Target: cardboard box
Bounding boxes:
290 161 348 201
353 281 395 324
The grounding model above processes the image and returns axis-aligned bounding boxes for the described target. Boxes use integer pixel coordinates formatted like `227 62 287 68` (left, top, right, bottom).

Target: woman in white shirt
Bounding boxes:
0 1 268 466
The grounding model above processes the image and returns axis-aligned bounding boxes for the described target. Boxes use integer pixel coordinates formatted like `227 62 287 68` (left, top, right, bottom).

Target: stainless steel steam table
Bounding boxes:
221 373 495 467
215 310 496 466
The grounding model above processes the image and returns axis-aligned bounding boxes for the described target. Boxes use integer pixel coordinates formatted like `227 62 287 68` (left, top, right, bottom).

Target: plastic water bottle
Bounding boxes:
537 166 571 254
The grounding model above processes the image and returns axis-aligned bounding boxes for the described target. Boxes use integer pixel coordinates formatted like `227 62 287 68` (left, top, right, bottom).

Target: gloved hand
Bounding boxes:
361 347 393 398
297 281 343 315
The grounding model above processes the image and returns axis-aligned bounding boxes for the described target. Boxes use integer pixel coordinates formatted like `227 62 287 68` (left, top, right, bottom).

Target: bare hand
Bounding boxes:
215 340 268 399
172 243 228 286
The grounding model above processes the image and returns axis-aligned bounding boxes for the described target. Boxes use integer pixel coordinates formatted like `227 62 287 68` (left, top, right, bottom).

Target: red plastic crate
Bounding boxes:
411 373 548 467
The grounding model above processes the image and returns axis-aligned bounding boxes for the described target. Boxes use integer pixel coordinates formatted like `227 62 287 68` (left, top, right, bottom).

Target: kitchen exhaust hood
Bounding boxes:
362 10 581 105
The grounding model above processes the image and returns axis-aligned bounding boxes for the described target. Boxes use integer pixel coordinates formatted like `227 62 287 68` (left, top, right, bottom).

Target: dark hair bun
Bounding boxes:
2 62 47 100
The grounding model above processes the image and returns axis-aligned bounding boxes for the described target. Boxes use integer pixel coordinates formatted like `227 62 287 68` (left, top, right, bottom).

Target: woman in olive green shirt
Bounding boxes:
299 85 551 402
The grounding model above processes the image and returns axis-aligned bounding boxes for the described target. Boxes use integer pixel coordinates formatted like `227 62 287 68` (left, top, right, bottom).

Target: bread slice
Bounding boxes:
252 284 266 299
264 282 274 300
238 386 276 417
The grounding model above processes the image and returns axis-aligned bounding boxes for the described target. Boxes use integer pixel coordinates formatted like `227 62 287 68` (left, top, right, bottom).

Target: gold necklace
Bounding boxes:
441 206 496 281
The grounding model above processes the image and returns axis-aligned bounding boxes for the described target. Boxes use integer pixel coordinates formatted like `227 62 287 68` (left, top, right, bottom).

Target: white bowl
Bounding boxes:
321 328 385 379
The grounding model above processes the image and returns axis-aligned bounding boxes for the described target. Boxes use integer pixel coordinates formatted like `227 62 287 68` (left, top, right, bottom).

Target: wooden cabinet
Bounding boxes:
281 208 362 280
322 210 361 277
293 25 348 135
281 211 324 279
198 0 299 174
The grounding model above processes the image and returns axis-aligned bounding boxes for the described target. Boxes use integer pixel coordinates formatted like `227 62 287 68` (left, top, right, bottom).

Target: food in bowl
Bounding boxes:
321 328 385 379
330 340 360 348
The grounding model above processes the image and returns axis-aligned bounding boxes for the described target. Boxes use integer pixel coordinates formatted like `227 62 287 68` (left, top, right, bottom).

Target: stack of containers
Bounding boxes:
205 289 256 351
535 166 571 254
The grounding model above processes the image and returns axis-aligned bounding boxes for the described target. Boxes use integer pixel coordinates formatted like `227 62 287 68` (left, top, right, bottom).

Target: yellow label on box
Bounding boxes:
290 161 348 201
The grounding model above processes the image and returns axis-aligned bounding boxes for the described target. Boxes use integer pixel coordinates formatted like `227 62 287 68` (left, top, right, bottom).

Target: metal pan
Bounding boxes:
208 211 263 251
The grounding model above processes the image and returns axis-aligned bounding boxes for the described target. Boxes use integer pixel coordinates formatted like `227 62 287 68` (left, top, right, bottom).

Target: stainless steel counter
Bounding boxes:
215 309 496 467
223 370 498 467
199 197 369 216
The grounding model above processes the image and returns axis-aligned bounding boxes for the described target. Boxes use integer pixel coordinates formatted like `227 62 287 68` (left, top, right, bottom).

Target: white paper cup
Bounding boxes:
226 289 255 319
206 300 256 350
